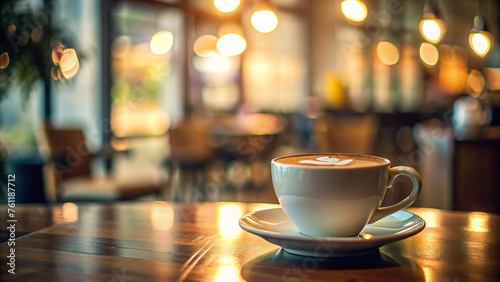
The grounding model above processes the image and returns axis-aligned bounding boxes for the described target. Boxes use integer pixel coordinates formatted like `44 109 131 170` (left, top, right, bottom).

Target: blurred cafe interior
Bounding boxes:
0 0 499 213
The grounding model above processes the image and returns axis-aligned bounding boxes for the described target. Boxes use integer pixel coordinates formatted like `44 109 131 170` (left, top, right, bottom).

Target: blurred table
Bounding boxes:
1 202 499 281
209 113 285 190
210 113 285 161
167 114 285 201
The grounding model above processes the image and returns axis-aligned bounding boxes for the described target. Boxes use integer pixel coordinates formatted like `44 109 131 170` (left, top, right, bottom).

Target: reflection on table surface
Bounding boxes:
1 202 499 281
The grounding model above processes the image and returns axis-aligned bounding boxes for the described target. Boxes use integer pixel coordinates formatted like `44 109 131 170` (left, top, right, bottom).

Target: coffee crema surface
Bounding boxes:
274 154 388 168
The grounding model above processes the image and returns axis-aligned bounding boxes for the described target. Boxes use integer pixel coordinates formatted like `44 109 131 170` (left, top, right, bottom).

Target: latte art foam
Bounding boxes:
274 154 388 168
299 156 353 166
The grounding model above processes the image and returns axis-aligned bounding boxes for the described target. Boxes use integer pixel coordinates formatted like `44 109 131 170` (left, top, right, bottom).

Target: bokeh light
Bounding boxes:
0 52 9 69
420 19 446 43
251 10 278 33
377 41 399 66
214 0 240 13
150 202 174 232
466 70 485 97
469 32 491 57
150 30 174 55
59 48 80 79
62 203 78 222
194 34 218 57
52 44 65 65
439 45 468 94
341 0 367 23
194 53 233 74
217 33 246 56
419 43 439 66
194 53 239 83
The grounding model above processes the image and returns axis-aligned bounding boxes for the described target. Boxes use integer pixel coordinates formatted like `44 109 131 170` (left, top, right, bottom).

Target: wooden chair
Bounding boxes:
38 123 167 202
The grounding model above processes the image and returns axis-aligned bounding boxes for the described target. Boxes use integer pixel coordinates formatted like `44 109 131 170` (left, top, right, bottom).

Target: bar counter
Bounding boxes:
1 201 499 281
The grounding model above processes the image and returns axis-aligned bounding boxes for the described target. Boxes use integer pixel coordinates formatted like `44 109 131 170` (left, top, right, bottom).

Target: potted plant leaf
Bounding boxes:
0 0 79 203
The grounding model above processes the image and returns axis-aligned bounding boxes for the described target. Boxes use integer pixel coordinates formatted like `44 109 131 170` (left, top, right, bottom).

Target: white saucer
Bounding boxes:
239 208 425 257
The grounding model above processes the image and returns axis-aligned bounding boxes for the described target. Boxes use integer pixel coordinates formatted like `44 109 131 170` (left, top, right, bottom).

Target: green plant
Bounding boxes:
0 0 65 100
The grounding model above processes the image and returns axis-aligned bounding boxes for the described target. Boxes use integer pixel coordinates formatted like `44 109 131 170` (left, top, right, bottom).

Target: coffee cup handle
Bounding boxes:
368 166 422 224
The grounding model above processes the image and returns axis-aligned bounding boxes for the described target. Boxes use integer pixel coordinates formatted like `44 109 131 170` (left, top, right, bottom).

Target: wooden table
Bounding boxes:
1 202 499 281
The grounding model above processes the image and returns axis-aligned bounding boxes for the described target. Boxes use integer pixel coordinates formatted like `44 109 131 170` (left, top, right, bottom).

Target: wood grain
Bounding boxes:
1 202 499 281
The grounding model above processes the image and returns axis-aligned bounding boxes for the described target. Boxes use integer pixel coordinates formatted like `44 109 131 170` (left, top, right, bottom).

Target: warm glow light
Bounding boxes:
469 32 491 57
62 203 78 222
112 106 170 137
218 22 243 38
361 233 373 239
194 35 218 57
466 70 486 98
217 204 244 240
202 83 240 111
439 45 468 94
111 138 129 152
52 44 65 65
419 43 439 66
420 19 445 43
251 10 278 33
466 212 490 233
194 52 240 83
214 0 240 13
215 264 241 282
244 50 274 86
59 48 80 79
417 209 440 228
377 41 399 65
148 111 170 136
194 53 234 74
150 202 174 232
217 33 246 56
422 267 437 282
0 52 9 69
150 31 174 55
130 43 152 67
341 0 367 23
243 49 305 111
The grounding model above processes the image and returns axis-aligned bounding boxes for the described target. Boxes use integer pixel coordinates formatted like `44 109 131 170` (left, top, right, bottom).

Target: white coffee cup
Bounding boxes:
271 153 422 237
